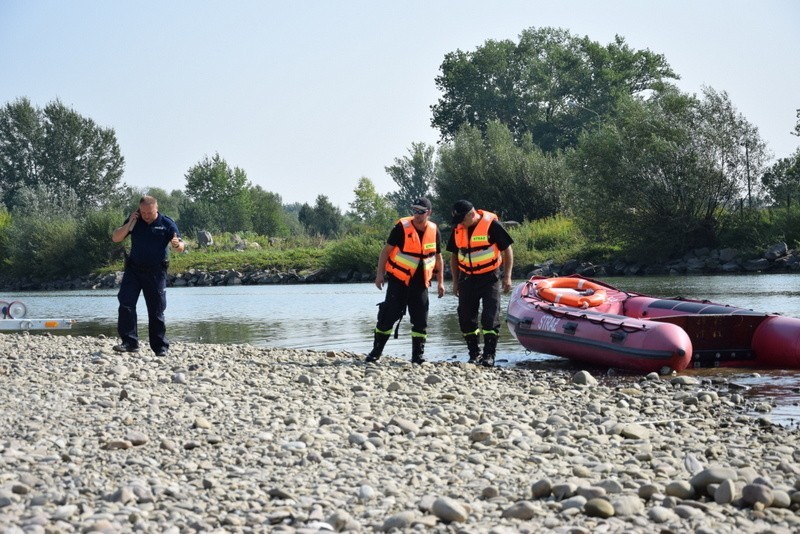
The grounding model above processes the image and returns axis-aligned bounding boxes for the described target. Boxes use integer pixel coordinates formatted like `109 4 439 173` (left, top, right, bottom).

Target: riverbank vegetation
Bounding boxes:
1 27 799 285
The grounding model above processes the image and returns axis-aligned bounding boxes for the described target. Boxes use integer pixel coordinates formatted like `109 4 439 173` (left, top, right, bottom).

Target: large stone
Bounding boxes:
690 467 737 490
469 422 493 442
764 242 788 260
719 248 739 262
714 479 737 504
501 501 537 520
742 258 770 271
585 498 614 518
611 495 644 516
197 230 213 247
742 483 773 506
620 423 651 440
431 496 469 523
573 370 597 386
381 511 416 531
389 415 420 435
531 479 552 498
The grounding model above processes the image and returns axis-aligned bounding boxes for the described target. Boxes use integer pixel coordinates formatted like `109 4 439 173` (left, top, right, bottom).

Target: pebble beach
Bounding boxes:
1 333 799 533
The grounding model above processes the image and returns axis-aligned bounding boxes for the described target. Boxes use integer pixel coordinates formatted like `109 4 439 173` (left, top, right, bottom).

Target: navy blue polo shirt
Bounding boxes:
126 213 181 266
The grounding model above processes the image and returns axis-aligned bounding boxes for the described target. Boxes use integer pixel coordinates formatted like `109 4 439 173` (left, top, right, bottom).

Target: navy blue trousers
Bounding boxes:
117 265 169 353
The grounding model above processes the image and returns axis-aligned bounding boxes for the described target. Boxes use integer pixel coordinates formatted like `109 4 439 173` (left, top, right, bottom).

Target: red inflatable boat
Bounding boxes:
506 275 800 372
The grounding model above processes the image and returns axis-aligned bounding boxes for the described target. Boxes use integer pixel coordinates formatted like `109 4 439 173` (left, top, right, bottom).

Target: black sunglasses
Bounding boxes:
411 208 428 215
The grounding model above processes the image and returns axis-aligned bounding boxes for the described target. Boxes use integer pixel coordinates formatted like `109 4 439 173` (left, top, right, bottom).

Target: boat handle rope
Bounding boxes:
538 303 646 333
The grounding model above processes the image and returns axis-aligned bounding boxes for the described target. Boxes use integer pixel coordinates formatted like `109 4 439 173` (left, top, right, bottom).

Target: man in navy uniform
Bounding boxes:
111 195 184 356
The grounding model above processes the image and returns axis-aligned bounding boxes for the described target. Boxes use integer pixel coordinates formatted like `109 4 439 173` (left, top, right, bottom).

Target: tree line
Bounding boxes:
1 26 799 282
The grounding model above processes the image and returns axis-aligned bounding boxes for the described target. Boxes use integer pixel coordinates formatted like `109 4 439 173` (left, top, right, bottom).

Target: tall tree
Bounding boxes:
0 98 41 204
431 27 678 152
298 195 343 237
384 142 435 214
433 121 570 223
183 153 253 232
569 87 767 261
793 109 800 138
185 153 249 203
348 176 398 231
0 98 124 211
250 186 289 237
762 149 800 208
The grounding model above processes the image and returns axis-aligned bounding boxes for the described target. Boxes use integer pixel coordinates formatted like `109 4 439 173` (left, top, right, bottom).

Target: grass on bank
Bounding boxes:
113 216 606 278
508 215 619 273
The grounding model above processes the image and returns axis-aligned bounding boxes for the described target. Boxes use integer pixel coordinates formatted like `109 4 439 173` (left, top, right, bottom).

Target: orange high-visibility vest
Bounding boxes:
385 217 438 286
454 210 502 275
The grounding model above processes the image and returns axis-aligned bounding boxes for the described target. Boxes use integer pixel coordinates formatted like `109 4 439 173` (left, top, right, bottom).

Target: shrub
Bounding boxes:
323 233 384 274
0 208 12 269
75 209 124 272
6 216 81 280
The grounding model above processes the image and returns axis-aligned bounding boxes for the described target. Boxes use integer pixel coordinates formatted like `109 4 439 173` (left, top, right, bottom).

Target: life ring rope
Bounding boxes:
535 277 607 309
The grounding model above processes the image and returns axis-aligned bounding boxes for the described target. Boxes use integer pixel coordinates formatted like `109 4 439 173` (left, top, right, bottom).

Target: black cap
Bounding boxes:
410 197 432 211
451 200 474 224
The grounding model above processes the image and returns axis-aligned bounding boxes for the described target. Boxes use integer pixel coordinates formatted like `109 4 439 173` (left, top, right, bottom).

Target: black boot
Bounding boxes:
366 331 390 363
411 336 426 364
481 333 498 367
465 333 481 364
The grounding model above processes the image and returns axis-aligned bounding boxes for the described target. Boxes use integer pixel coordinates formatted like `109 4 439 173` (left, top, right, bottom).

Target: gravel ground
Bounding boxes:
1 332 799 533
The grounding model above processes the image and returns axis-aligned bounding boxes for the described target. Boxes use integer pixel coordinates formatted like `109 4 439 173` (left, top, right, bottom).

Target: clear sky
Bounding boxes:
1 0 798 210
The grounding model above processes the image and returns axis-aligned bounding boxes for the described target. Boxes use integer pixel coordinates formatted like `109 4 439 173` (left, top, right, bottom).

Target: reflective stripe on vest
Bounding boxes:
385 218 438 286
454 210 502 275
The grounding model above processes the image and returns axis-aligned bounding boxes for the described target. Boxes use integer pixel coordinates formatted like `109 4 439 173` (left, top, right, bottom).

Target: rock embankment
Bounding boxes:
531 242 800 278
1 334 798 532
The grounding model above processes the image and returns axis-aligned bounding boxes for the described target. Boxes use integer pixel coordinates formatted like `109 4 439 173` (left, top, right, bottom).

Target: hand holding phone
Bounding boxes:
128 209 140 231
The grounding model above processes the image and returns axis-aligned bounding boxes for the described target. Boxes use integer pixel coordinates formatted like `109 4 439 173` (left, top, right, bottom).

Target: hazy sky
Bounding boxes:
2 1 798 209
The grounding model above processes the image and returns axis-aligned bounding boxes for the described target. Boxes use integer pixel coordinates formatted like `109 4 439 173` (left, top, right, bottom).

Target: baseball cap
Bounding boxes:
451 200 474 224
410 197 432 211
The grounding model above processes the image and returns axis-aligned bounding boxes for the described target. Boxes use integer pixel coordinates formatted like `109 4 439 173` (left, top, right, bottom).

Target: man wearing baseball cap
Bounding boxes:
447 199 514 367
366 197 445 364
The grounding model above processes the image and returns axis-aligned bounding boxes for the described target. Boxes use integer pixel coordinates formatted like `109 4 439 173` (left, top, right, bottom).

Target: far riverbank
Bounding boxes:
2 242 798 292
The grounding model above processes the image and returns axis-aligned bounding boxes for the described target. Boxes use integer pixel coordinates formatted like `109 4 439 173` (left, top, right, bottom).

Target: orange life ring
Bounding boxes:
535 277 607 308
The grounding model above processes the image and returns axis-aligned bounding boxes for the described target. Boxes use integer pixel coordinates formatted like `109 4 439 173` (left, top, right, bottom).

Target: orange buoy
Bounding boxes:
536 277 607 308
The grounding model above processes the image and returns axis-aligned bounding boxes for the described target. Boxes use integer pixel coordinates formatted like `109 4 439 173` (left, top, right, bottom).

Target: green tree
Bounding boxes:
177 199 219 236
250 186 289 237
8 182 81 217
281 202 307 236
0 98 125 211
569 87 767 261
431 27 677 152
762 148 800 208
385 142 435 213
433 121 570 222
348 177 398 231
183 153 253 232
0 98 41 206
185 152 249 202
298 195 343 237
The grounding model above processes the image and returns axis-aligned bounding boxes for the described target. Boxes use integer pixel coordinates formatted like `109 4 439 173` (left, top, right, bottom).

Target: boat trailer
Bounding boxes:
0 300 73 331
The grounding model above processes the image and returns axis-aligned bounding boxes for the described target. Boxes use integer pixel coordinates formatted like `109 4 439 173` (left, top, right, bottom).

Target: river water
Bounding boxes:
3 273 800 425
